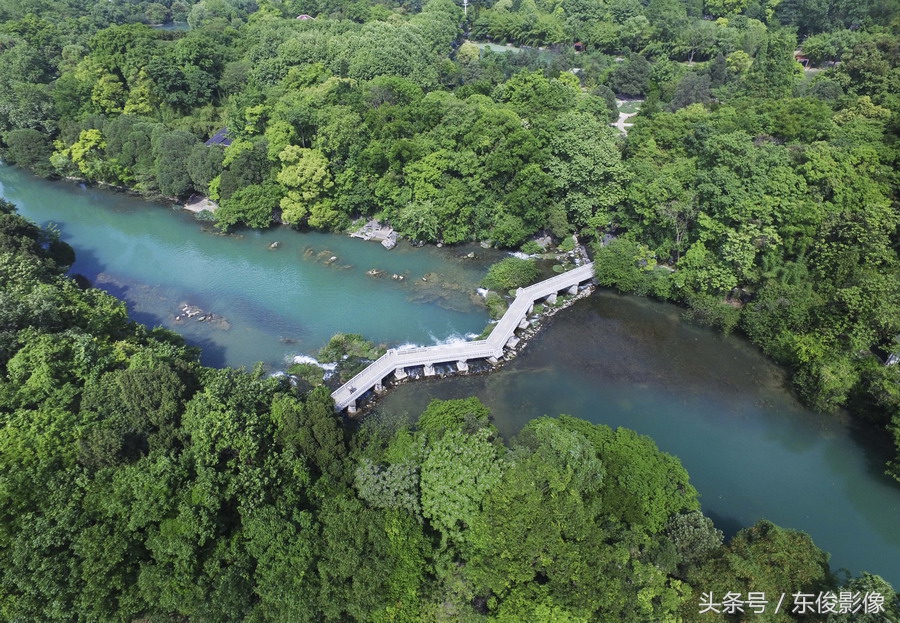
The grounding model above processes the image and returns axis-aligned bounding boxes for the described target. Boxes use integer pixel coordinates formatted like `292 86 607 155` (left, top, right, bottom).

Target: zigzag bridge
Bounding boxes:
332 262 595 413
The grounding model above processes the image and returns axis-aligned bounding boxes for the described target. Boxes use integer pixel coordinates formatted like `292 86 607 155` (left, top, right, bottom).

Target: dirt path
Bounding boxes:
612 99 642 135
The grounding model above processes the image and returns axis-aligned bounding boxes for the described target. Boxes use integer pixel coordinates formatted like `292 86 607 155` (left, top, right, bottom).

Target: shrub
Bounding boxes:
593 239 643 293
484 292 507 319
318 333 383 362
520 240 542 255
683 293 741 335
557 236 576 253
317 333 386 382
287 362 325 386
482 257 540 291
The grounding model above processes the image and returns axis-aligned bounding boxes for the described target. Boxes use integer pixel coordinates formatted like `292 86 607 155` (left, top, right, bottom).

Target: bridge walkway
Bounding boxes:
331 262 595 412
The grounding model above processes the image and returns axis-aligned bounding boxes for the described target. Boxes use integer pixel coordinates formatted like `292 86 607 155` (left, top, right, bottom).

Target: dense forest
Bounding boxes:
0 0 897 474
1 199 898 620
0 0 899 617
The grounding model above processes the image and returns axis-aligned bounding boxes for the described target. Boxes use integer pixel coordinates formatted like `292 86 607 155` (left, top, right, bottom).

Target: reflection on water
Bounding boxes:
377 292 900 585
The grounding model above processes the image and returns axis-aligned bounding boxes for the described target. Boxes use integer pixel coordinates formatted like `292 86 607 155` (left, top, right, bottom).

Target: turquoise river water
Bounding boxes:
1 164 898 586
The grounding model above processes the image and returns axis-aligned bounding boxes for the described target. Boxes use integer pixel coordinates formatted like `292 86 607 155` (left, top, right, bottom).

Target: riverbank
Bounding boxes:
376 290 900 585
0 164 500 371
4 162 899 586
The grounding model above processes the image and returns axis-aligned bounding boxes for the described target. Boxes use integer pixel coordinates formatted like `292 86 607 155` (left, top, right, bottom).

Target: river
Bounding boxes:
0 166 500 369
1 164 898 586
377 293 900 585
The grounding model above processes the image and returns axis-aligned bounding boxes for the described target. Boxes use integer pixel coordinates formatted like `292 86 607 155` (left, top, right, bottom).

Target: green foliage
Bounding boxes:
0 200 871 622
669 72 712 111
594 238 646 293
2 129 54 177
664 511 724 572
547 111 628 230
186 141 224 194
271 388 348 480
317 333 386 382
827 573 900 622
152 130 200 197
287 361 325 386
684 520 834 622
216 182 282 230
683 292 742 334
484 290 508 319
418 396 492 438
277 145 336 227
617 84 900 474
740 30 802 99
1 4 899 618
355 459 422 516
610 53 652 97
465 418 605 593
556 416 700 532
318 332 383 362
482 257 540 291
420 426 504 547
519 240 543 255
78 365 187 468
557 236 576 253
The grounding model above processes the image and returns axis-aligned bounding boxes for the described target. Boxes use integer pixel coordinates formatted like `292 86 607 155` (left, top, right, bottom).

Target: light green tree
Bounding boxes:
277 146 335 226
420 427 503 548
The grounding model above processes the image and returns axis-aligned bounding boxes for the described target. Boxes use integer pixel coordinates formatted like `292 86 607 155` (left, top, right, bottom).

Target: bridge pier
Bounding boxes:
331 262 595 413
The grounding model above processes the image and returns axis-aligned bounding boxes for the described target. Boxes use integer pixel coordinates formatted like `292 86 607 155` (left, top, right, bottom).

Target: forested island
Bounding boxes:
0 0 899 618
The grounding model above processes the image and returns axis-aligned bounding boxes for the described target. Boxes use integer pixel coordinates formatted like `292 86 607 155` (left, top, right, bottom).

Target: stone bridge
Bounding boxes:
332 262 595 413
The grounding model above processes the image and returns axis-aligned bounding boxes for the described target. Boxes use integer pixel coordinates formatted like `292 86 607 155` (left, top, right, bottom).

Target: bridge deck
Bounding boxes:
331 262 594 411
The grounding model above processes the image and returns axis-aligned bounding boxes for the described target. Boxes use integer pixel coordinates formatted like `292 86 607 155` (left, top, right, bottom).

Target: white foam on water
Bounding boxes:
290 354 338 371
393 341 423 351
507 251 531 259
430 332 477 346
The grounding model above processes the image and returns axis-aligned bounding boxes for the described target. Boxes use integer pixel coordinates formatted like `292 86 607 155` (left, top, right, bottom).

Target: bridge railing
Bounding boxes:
332 262 595 410
334 351 396 395
388 339 492 357
394 347 502 366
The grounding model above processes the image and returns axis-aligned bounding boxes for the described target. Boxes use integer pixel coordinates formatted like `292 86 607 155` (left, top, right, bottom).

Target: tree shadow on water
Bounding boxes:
63 245 230 368
188 336 229 369
704 509 745 541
